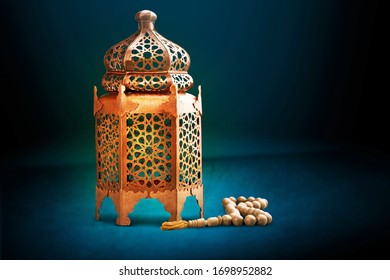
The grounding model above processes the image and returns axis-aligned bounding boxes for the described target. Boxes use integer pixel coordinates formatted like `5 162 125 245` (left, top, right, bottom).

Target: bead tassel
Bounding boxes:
160 220 189 230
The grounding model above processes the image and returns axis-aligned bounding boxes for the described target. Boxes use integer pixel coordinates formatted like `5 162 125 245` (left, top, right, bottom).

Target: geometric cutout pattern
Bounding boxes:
125 74 168 92
104 32 139 72
171 74 193 91
178 113 201 188
155 33 190 71
128 32 167 71
125 113 173 192
101 73 124 92
96 113 120 191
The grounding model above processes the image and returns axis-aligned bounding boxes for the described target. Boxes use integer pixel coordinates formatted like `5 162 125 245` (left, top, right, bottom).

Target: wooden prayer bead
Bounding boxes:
207 217 220 227
263 212 272 224
252 209 262 216
226 201 237 208
229 196 237 203
247 196 255 202
225 198 239 210
236 203 245 209
236 204 245 211
237 196 247 203
231 215 243 226
225 204 237 214
245 201 253 208
222 197 231 206
256 214 268 226
222 215 232 226
259 199 267 209
197 218 206 227
261 199 268 209
252 200 261 209
224 204 236 214
188 218 207 228
229 209 240 216
244 214 256 226
237 202 246 208
234 204 243 210
237 207 246 216
243 207 252 216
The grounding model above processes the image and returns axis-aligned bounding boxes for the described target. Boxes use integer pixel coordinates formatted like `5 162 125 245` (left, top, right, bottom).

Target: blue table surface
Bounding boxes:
1 148 389 260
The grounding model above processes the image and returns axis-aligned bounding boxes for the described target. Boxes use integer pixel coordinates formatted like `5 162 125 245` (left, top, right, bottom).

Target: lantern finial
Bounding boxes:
135 10 157 30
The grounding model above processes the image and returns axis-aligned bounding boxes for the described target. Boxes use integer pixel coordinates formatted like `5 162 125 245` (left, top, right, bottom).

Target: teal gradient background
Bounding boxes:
2 0 389 260
3 0 387 161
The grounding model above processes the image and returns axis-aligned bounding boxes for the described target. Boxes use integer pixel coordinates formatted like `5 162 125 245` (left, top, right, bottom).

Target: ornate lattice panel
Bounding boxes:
102 73 124 92
125 113 173 192
104 32 139 72
96 113 120 191
178 113 201 188
124 74 168 92
171 74 193 91
127 32 167 71
155 33 190 71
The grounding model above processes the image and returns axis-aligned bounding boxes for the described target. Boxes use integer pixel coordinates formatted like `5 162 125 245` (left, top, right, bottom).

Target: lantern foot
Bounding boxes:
96 186 108 221
110 190 148 226
176 194 187 221
95 186 147 226
192 185 204 218
116 216 131 226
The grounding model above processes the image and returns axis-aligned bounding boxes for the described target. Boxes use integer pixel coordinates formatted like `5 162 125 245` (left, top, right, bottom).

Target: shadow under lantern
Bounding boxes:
94 10 204 226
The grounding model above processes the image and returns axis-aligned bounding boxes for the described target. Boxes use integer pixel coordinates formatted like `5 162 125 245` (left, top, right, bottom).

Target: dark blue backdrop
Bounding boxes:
3 0 386 161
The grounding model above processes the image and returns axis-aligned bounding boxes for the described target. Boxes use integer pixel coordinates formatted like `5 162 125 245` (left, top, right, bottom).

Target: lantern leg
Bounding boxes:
176 194 187 221
96 186 108 220
150 190 180 222
110 190 148 226
192 185 204 218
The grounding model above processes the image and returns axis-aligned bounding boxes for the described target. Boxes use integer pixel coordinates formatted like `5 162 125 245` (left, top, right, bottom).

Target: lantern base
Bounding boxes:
95 185 204 226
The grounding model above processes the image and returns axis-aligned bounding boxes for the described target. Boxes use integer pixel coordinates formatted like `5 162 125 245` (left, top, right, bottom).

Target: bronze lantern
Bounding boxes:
94 10 204 226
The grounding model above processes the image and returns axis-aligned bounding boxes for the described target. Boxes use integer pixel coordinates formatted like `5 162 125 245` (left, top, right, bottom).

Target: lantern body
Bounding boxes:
94 10 203 225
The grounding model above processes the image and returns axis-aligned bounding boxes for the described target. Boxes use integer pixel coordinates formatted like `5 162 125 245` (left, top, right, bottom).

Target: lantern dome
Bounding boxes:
102 10 193 93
